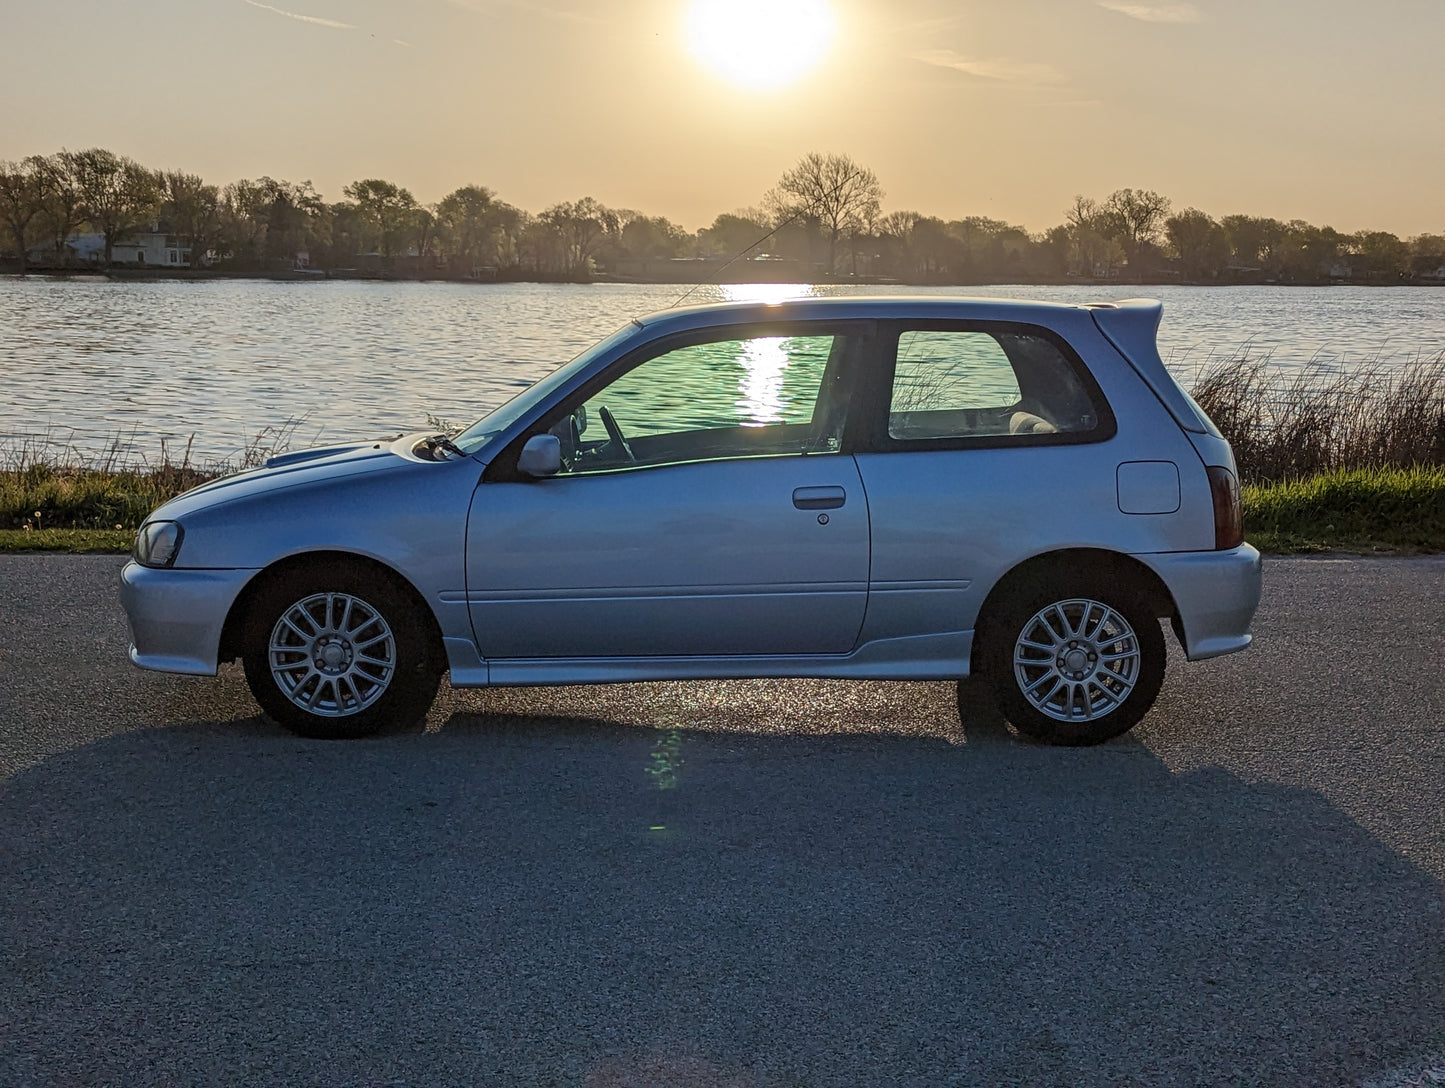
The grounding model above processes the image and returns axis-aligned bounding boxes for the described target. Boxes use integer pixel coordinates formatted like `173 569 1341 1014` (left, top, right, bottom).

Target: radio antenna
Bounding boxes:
669 167 866 308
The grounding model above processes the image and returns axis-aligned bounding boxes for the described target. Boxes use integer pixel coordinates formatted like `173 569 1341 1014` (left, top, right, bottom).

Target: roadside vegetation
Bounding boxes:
1188 352 1445 482
1243 466 1445 553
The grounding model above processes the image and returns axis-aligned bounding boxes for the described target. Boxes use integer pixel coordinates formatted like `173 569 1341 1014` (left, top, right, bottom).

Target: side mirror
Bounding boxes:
516 433 562 477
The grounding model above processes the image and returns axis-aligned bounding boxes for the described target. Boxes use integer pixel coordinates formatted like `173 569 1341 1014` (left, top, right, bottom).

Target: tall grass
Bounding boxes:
1188 351 1445 484
0 419 309 531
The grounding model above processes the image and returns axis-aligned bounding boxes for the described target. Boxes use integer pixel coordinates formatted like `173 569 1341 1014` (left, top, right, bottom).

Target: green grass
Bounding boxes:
0 463 211 532
0 528 134 553
1244 465 1445 553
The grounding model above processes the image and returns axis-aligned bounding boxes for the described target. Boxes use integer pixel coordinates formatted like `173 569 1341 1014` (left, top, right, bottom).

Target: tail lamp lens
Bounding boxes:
1207 466 1243 550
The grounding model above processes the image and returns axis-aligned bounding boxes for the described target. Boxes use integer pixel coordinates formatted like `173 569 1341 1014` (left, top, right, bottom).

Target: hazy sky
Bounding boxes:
5 0 1443 235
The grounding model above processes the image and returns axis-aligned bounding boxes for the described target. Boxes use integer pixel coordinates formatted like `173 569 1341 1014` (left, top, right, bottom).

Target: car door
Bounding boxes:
851 321 1121 643
465 325 872 659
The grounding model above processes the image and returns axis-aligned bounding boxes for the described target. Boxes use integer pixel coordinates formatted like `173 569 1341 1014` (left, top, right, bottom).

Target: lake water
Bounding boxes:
1 278 1441 465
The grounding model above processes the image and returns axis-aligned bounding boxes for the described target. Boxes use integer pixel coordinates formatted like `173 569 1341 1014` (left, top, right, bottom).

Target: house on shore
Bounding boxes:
28 231 198 268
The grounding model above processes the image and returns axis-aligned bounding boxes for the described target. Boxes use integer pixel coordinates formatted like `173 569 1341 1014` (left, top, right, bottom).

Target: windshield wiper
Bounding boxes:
421 433 469 460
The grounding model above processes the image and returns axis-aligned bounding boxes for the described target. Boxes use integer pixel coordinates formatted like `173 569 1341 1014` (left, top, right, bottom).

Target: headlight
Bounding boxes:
133 521 184 568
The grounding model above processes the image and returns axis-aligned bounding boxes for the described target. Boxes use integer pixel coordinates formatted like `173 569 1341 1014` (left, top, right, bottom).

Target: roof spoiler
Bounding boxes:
1089 299 1212 435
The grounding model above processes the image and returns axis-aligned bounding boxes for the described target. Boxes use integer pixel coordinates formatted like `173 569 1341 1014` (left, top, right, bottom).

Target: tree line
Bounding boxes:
1 148 1442 284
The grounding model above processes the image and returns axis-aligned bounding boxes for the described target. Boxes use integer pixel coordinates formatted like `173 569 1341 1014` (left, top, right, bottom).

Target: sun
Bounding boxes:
684 0 836 92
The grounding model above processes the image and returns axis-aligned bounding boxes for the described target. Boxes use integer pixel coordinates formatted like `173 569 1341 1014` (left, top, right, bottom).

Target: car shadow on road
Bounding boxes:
2 699 1441 1086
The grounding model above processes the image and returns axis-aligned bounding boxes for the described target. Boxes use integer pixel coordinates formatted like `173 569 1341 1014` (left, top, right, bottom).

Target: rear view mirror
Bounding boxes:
517 433 562 477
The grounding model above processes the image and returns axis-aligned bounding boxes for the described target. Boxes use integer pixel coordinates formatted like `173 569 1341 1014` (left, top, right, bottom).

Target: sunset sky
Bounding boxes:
5 0 1442 235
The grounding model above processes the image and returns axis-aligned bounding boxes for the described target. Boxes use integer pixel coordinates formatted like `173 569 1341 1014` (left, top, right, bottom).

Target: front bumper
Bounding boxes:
119 561 259 675
1137 544 1263 661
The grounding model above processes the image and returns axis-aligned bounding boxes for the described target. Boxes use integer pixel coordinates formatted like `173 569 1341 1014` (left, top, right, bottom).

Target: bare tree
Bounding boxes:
1063 195 1120 277
1101 188 1171 264
766 152 883 274
0 157 46 273
1064 195 1099 233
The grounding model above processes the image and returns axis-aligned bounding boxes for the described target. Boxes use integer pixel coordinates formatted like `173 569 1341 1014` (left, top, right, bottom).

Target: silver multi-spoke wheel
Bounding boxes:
267 592 396 718
1012 598 1142 723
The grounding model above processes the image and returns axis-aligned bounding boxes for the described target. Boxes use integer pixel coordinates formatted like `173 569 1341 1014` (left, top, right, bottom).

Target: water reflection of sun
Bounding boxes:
719 287 818 425
737 337 790 425
684 0 836 91
719 283 817 305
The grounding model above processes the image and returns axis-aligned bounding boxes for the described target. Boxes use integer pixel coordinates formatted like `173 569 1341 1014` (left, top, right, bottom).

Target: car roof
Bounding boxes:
633 295 1152 335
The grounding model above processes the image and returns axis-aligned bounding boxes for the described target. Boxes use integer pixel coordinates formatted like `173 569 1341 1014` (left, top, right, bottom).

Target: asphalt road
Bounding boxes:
1 554 1442 1086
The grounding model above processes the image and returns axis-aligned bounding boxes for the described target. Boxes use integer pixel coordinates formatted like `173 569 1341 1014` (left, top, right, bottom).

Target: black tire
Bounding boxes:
241 561 441 739
972 576 1166 746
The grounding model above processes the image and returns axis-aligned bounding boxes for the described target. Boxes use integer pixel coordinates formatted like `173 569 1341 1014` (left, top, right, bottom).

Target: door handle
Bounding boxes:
793 486 846 510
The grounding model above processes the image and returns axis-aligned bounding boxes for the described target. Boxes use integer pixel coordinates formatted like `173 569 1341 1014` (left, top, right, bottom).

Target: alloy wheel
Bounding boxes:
1012 598 1142 723
267 592 397 717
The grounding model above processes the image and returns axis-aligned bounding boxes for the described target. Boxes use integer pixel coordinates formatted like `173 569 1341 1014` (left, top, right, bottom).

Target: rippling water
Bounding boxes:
0 278 1441 464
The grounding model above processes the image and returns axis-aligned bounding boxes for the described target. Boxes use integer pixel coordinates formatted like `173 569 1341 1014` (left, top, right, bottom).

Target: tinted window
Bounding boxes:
557 333 849 473
887 329 1101 441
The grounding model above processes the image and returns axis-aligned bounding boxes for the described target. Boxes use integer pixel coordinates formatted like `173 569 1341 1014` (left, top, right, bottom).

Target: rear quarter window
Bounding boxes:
883 325 1112 446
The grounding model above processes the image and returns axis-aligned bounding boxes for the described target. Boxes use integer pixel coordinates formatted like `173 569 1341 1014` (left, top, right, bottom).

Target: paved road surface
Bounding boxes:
2 554 1442 1085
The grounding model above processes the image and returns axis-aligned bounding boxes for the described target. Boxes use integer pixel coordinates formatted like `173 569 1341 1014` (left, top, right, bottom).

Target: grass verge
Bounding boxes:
1243 465 1445 553
0 528 134 553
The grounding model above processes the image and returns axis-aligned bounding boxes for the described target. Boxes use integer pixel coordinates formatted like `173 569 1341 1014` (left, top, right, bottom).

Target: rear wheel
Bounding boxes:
973 578 1165 745
241 563 441 739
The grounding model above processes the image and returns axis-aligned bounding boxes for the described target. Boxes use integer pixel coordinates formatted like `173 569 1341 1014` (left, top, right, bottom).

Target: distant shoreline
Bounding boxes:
2 266 1442 289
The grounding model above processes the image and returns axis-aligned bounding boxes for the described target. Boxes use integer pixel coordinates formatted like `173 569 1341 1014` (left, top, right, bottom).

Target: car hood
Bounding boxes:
147 438 419 522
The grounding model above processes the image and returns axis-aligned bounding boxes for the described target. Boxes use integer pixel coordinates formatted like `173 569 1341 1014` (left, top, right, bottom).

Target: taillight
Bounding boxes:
1207 466 1243 550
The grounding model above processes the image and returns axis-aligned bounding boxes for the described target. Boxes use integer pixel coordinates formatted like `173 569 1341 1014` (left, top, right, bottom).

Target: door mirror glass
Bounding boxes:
517 434 562 477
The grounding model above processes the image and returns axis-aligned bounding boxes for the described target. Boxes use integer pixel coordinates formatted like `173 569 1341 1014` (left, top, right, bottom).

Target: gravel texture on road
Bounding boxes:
1 554 1442 1085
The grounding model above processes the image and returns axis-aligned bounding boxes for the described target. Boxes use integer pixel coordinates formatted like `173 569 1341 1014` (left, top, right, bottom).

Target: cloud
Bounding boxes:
913 50 1066 85
242 0 356 29
1097 0 1201 23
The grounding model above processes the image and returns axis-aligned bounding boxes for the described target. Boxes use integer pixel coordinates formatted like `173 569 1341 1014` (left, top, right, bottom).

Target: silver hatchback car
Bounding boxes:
121 296 1261 744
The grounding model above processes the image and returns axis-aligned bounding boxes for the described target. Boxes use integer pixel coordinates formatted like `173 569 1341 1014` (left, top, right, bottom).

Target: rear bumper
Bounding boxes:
1137 544 1262 661
119 561 258 675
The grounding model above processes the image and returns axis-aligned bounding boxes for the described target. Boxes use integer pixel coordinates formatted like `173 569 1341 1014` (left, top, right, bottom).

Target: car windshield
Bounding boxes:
452 321 641 455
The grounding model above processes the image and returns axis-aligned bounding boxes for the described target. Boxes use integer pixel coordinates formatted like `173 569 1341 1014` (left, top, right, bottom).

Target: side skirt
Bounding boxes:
443 631 973 688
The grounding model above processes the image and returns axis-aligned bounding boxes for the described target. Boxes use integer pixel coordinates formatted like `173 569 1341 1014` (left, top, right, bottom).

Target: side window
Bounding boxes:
887 329 1102 441
555 333 847 473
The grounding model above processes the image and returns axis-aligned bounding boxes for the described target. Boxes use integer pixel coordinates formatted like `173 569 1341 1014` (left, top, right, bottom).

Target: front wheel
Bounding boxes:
973 580 1166 745
242 565 441 739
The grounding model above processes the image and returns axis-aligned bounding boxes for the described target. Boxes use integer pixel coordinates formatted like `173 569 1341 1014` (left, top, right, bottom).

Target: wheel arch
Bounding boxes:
217 550 445 666
972 548 1180 670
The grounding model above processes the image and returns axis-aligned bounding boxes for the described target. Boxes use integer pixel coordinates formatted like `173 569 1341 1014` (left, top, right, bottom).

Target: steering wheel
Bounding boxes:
597 405 636 463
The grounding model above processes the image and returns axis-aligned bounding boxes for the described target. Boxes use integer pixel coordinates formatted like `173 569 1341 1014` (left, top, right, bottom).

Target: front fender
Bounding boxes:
168 457 480 645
